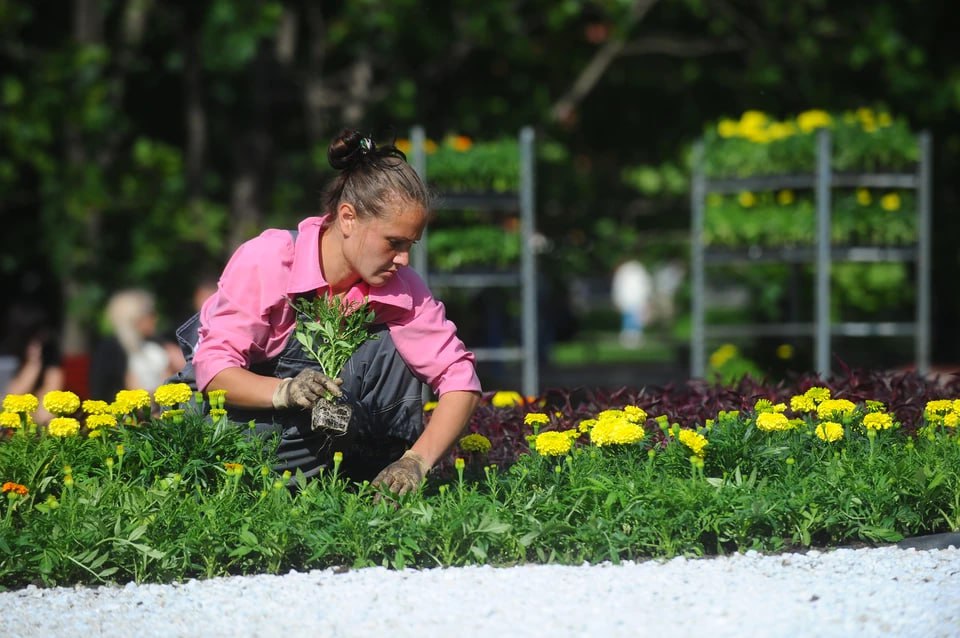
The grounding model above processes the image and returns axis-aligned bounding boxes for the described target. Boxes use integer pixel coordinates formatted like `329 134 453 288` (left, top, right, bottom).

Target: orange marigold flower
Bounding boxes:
2 482 28 496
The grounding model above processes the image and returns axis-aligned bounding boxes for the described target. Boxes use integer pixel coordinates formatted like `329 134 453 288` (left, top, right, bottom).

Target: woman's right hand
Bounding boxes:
271 368 343 410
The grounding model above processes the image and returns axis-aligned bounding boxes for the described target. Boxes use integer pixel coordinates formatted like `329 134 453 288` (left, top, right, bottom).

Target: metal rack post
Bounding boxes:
412 126 539 397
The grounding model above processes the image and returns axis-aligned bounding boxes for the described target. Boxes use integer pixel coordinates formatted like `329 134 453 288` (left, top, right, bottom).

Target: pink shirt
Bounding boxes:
193 216 481 395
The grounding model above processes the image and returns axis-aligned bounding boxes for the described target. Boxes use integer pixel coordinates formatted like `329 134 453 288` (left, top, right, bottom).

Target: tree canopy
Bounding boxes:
2 0 958 362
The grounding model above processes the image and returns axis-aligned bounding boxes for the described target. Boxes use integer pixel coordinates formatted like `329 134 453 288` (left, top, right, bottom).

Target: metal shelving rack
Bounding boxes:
691 128 932 378
410 126 539 396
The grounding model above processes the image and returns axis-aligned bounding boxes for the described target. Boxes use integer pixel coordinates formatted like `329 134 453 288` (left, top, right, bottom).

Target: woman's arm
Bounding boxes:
408 390 480 468
206 366 283 409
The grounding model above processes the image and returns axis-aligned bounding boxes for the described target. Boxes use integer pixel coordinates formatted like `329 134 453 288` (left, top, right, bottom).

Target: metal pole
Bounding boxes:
410 125 428 284
815 129 832 378
917 131 932 375
690 142 706 378
519 126 539 396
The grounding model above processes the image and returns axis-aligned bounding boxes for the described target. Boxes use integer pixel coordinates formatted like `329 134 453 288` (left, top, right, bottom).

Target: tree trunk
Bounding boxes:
227 42 273 251
61 0 105 355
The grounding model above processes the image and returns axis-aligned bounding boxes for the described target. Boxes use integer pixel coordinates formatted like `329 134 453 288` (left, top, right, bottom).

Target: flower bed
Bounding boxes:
1 370 958 589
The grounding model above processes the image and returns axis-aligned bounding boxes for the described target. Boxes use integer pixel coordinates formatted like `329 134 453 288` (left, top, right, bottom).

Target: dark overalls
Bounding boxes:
173 296 424 483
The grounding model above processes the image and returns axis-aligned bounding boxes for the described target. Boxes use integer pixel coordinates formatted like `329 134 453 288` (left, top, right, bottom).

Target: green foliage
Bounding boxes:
418 136 521 193
701 108 918 177
2 390 959 588
291 295 378 380
426 226 521 271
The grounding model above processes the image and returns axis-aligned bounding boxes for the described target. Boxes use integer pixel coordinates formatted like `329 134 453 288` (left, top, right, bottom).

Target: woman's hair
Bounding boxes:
322 128 430 219
105 289 156 354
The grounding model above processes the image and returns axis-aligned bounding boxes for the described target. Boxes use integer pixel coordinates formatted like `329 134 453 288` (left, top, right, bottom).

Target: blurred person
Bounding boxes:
172 128 480 494
89 288 170 400
0 301 65 424
611 259 653 348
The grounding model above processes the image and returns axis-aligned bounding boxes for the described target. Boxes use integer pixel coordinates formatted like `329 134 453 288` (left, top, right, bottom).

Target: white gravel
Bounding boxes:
2 546 959 638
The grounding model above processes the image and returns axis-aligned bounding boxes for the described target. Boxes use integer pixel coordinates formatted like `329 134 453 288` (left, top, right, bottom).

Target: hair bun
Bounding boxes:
327 128 366 171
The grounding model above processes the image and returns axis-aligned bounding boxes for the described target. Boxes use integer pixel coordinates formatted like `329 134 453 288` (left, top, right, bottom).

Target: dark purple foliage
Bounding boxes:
434 366 960 475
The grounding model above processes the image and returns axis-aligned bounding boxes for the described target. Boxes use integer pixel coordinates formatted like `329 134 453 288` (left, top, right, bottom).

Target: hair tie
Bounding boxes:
359 137 376 154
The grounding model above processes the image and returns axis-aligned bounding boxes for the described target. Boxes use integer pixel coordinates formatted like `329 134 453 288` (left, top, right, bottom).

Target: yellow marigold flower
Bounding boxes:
862 412 893 431
717 119 739 138
110 399 133 416
815 421 844 442
772 403 787 413
210 408 227 421
756 412 792 432
777 190 795 206
803 387 831 404
880 193 901 211
395 138 412 154
0 411 21 428
776 343 794 360
739 110 768 130
82 400 110 414
790 395 816 413
591 411 640 445
48 417 81 437
154 383 193 407
737 191 757 208
3 393 39 414
856 188 872 206
42 391 80 416
925 400 954 418
623 405 647 423
524 412 550 426
678 429 708 458
709 343 738 369
491 391 523 408
578 418 597 433
115 389 151 411
797 109 832 133
766 122 796 141
454 457 466 471
459 433 492 454
86 414 117 430
423 401 438 412
943 412 958 428
2 482 28 496
608 421 645 445
534 431 573 456
816 399 856 420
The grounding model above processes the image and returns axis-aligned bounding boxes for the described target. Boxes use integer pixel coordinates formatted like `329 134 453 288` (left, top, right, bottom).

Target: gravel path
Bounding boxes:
2 546 959 637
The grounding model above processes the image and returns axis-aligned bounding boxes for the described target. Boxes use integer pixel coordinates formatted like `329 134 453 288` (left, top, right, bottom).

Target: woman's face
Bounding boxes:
343 201 427 287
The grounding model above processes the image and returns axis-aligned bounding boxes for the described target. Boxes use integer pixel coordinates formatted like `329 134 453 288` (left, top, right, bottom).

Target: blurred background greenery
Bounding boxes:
2 0 959 391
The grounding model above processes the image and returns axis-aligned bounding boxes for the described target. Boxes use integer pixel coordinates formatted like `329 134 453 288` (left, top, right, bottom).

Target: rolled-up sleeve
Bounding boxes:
193 232 295 390
385 272 481 396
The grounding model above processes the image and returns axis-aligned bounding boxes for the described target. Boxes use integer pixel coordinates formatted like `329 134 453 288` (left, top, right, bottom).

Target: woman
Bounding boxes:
177 129 481 496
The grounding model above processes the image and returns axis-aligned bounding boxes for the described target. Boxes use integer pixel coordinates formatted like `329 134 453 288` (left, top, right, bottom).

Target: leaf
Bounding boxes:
239 529 259 546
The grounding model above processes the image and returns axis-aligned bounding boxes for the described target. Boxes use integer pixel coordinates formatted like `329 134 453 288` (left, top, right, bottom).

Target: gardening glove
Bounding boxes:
271 368 343 410
372 450 430 498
